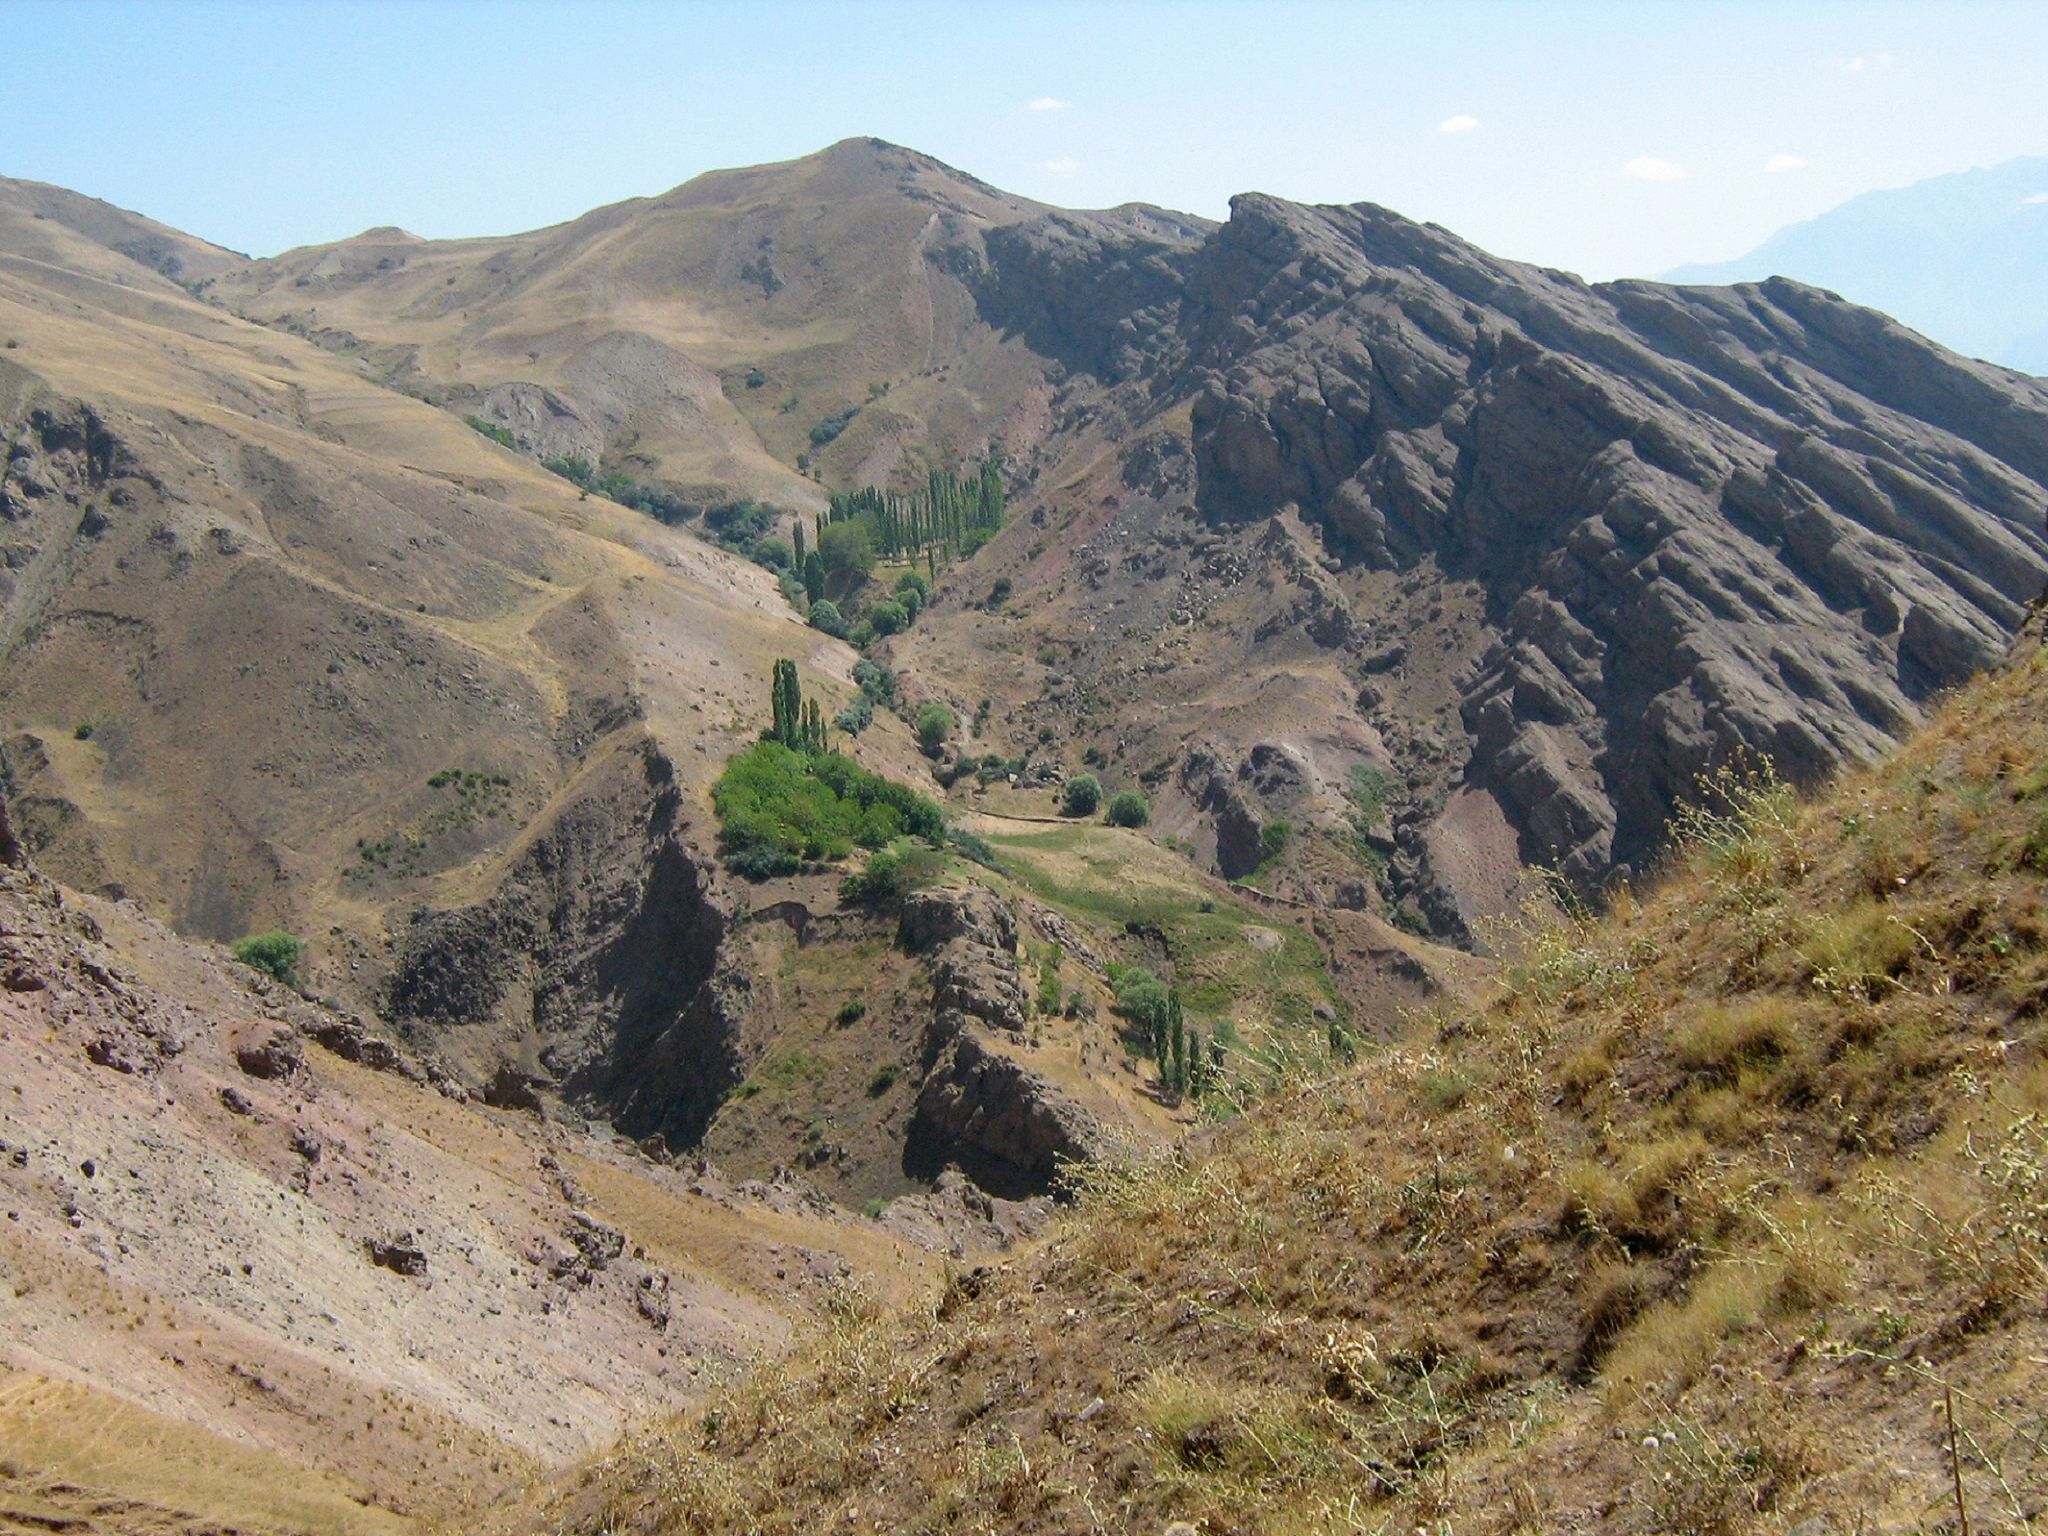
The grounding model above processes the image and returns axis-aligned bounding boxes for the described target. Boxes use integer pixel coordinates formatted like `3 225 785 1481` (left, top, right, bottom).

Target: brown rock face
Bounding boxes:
906 1028 1104 1199
965 190 2048 900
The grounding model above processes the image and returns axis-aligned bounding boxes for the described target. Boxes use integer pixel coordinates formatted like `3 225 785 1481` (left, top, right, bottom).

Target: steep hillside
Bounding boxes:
191 141 2048 958
0 174 963 1162
12 141 2048 1187
484 605 2048 1536
0 833 942 1536
895 189 2048 942
204 139 1101 505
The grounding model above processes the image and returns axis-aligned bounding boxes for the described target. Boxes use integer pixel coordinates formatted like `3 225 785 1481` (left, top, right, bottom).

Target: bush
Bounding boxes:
985 577 1013 609
752 537 793 571
705 499 776 549
835 999 868 1025
894 570 930 603
463 414 517 449
866 1065 899 1097
915 702 955 756
1062 775 1102 817
869 600 909 636
1105 790 1151 828
232 931 303 988
853 659 896 705
840 843 942 906
807 599 847 638
1110 965 1170 1038
810 407 859 447
834 693 875 735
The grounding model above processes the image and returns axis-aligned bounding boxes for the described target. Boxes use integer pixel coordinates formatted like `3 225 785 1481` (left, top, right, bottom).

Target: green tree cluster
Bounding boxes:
824 461 1005 563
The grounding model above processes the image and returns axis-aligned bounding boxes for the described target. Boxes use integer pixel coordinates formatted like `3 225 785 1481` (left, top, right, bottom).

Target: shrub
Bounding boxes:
1062 775 1102 817
232 931 303 988
915 702 955 755
810 407 860 446
752 537 793 571
866 1065 899 1097
834 693 875 735
869 600 908 636
1106 789 1151 828
840 843 942 906
807 599 848 638
853 658 896 705
836 999 868 1025
985 577 1013 609
1111 965 1171 1039
463 414 517 449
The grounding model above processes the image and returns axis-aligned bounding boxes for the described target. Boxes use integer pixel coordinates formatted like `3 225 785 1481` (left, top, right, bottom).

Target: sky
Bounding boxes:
3 0 2045 279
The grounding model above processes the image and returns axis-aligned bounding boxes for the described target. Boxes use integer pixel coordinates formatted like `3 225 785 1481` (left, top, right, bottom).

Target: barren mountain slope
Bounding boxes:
204 140 1192 505
198 142 2048 947
0 187 967 1142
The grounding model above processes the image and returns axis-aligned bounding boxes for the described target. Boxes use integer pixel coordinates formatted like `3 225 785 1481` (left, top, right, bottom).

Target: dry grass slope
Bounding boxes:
484 611 2048 1536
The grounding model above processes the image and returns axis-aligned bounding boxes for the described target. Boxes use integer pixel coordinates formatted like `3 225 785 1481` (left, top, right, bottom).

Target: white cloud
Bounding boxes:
1622 155 1687 183
2024 192 2048 206
1832 50 1896 74
1044 156 1080 179
1025 97 1073 113
1764 153 1807 174
1437 113 1480 135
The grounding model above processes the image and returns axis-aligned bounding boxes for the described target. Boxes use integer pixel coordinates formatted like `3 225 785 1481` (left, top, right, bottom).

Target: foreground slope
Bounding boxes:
0 829 938 1536
493 607 2048 1536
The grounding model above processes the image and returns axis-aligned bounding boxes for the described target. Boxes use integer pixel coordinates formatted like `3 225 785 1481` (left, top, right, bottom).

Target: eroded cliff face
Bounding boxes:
955 192 2048 906
388 741 752 1146
897 887 1107 1200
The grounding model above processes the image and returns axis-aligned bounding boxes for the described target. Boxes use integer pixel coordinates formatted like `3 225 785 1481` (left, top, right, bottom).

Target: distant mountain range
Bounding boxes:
1667 155 2048 374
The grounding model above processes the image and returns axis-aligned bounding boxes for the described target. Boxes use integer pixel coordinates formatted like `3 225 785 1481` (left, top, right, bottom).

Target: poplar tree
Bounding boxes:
770 659 801 748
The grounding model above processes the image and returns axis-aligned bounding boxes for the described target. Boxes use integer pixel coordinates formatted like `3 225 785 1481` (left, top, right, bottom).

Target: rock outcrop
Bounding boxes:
387 742 750 1145
899 886 1030 1036
897 885 1106 1197
906 1028 1105 1199
0 788 24 869
968 191 2048 899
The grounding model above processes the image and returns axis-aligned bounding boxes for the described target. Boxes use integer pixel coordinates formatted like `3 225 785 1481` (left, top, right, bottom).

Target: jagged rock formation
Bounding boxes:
927 185 2048 910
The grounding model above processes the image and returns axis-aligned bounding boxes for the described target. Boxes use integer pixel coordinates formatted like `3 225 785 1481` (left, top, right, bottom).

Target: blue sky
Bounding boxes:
3 0 2044 278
